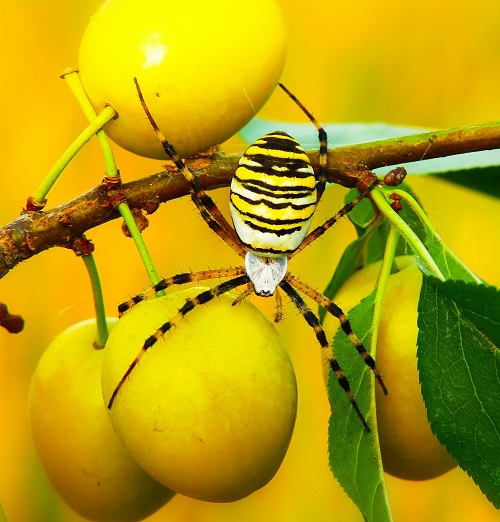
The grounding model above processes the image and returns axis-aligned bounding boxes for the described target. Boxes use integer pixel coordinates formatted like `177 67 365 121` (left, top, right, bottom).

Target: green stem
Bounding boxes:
81 253 108 348
389 189 442 239
32 106 116 204
61 69 118 178
370 187 445 281
62 70 165 292
370 226 399 357
388 188 482 283
117 203 163 285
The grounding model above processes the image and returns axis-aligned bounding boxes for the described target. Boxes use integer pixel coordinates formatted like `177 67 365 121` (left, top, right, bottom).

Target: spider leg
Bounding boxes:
118 266 246 315
279 83 327 203
279 278 371 432
133 78 246 258
273 287 285 323
289 175 378 259
284 273 387 395
232 283 284 323
189 191 246 258
231 282 255 307
108 273 250 409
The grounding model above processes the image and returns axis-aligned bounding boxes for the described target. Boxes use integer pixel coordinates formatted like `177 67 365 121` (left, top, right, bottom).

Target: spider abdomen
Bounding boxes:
229 131 317 257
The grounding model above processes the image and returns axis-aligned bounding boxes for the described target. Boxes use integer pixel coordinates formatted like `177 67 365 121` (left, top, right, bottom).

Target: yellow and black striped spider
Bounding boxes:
108 79 387 431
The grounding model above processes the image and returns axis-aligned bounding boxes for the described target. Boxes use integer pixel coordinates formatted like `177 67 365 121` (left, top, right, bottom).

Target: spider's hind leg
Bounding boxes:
279 278 372 432
285 274 387 396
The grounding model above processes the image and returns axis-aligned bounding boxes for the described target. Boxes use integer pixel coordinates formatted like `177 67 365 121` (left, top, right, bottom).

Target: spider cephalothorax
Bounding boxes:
109 79 387 432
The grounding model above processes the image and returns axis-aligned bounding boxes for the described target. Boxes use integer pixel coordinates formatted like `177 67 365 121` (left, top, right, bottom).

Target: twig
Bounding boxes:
1 121 499 279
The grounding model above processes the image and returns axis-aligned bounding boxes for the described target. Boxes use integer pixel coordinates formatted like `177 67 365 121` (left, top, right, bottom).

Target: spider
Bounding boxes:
108 79 388 432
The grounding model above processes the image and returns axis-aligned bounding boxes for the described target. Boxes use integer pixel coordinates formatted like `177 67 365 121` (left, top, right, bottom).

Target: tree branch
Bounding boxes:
1 121 499 279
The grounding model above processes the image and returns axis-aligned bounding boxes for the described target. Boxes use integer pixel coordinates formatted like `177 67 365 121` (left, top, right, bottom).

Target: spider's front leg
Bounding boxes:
133 77 246 259
109 273 250 409
117 266 246 315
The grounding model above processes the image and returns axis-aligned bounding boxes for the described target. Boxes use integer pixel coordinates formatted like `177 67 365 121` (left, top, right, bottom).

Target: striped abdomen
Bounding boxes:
229 131 317 257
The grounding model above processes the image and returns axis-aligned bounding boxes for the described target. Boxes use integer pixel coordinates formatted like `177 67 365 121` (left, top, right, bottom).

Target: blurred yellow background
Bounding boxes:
1 1 499 521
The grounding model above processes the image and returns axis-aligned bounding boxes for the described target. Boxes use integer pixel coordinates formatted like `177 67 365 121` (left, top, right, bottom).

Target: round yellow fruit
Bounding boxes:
78 0 287 159
101 287 298 502
324 256 457 480
29 318 175 522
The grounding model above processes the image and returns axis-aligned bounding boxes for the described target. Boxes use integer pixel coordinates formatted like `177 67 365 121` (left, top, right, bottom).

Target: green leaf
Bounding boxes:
328 292 392 522
443 283 500 348
421 228 481 283
433 166 500 199
347 191 379 231
417 278 500 508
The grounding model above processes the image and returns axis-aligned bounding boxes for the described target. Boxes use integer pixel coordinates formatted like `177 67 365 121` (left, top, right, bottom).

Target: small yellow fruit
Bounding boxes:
101 287 298 502
324 256 457 480
78 0 287 159
29 318 175 522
